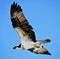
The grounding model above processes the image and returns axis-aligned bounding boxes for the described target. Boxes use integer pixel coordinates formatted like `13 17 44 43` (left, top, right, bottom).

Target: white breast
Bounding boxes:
21 36 35 49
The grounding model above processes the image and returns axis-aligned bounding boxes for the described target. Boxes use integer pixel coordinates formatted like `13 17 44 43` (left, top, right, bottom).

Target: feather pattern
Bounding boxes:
11 2 36 42
10 2 51 55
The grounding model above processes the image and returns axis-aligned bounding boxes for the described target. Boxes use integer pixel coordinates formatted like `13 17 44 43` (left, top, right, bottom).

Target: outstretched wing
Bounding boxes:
10 2 36 42
33 46 51 55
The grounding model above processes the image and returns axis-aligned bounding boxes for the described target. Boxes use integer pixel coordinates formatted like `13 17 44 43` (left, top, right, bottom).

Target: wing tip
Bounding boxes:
43 51 51 55
35 51 51 55
11 2 22 16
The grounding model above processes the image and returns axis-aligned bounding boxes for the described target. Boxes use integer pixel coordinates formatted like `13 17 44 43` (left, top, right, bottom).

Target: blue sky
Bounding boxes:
0 0 60 59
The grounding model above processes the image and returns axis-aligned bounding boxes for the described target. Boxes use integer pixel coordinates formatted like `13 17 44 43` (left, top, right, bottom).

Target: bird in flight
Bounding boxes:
10 2 51 55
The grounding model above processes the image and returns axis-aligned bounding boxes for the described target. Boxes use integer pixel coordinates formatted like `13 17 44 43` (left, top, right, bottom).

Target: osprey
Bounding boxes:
10 2 51 55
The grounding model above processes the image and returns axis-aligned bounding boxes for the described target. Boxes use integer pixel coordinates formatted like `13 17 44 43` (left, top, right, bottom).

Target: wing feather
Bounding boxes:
10 2 36 42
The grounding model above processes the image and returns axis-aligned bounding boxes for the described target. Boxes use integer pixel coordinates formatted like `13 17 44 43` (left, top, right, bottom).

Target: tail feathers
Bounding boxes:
37 39 51 44
45 39 51 42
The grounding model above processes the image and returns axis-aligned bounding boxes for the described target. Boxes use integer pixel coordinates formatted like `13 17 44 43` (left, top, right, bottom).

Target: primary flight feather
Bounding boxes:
10 2 51 55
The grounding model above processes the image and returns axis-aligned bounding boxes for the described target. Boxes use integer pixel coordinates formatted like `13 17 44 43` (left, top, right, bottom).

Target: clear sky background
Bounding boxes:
0 0 60 59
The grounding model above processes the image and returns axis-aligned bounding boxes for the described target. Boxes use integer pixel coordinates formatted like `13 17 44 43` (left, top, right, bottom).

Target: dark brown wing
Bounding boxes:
29 47 51 55
10 2 36 42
